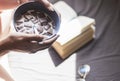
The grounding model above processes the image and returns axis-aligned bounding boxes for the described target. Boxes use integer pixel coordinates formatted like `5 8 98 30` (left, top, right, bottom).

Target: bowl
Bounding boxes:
12 1 60 40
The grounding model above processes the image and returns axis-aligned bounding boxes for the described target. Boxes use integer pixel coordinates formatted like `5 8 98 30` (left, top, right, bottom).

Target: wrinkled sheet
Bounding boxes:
8 49 76 81
8 0 120 81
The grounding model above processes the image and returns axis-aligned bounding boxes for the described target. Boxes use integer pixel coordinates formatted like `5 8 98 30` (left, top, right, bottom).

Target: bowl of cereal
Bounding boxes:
12 1 60 40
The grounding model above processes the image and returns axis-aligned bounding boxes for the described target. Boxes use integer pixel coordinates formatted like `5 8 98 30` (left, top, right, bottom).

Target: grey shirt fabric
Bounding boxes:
50 0 120 81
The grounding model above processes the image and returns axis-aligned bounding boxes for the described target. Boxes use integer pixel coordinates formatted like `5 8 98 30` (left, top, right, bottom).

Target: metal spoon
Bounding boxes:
76 78 86 81
78 64 90 79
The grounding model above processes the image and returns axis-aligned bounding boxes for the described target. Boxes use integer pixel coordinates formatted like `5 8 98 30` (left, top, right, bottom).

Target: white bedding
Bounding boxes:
8 49 76 81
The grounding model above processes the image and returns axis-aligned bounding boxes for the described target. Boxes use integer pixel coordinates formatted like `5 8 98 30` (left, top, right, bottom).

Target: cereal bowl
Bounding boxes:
12 1 60 40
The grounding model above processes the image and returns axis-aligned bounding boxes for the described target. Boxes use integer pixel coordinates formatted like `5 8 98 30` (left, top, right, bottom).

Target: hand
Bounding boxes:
34 0 61 19
21 0 61 17
34 0 54 11
0 32 59 53
21 0 53 11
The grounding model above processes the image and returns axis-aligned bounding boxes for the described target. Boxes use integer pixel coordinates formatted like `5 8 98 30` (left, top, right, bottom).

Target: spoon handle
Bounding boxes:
76 78 86 81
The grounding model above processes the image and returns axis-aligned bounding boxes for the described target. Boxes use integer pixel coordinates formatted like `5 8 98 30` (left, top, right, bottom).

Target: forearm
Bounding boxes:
0 0 29 11
0 49 9 57
0 38 10 56
0 14 1 35
0 0 20 11
0 65 14 81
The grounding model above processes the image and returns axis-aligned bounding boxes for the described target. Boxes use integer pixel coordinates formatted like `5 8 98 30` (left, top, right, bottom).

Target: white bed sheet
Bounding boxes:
8 49 76 81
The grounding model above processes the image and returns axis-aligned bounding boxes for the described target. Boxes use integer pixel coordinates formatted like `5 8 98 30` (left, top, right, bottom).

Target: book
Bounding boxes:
52 1 95 59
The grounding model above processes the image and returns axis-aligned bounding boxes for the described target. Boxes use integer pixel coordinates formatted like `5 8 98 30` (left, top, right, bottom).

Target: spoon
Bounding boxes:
78 64 90 79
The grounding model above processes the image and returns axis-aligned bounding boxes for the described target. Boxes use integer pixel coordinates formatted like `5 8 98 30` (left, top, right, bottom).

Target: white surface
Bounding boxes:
8 49 76 81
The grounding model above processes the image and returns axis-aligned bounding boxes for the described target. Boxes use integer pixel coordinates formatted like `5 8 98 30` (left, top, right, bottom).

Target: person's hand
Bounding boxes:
21 0 53 11
21 0 61 18
34 0 61 19
0 32 59 53
34 0 54 11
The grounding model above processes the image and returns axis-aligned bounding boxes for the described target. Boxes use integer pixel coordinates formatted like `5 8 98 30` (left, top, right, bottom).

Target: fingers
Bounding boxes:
11 33 44 41
11 32 59 43
24 34 44 41
29 34 59 53
39 34 59 45
28 0 54 11
30 34 59 53
37 0 54 11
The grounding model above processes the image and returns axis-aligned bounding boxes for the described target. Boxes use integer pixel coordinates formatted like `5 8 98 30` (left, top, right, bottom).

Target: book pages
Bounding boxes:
52 26 95 59
54 1 77 24
57 16 95 45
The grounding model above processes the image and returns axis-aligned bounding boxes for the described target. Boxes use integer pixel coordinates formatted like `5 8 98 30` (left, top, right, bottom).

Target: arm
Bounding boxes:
0 0 53 11
0 65 14 81
0 0 20 11
0 0 28 11
0 14 1 35
0 38 10 56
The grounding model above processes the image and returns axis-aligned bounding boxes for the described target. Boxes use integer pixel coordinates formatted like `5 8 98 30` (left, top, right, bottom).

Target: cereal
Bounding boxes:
15 10 55 39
